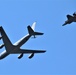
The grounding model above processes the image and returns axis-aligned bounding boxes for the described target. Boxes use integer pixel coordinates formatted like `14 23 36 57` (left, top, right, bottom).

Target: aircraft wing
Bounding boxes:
0 26 14 52
21 49 46 53
17 49 46 59
12 49 46 53
67 15 73 19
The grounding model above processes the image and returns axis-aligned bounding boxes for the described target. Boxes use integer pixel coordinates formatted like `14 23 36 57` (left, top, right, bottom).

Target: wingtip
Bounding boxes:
44 50 46 52
42 33 44 35
43 50 46 53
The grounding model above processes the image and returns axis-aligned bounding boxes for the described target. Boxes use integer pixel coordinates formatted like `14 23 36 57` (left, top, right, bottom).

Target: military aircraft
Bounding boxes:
62 12 76 26
0 22 46 60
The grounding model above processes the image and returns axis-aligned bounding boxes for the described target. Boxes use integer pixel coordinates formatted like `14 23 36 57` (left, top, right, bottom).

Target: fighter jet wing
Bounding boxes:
67 15 73 20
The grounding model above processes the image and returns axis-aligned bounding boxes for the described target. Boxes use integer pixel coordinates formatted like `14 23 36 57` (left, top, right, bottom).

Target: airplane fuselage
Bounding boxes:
66 17 76 23
73 17 76 22
14 34 31 47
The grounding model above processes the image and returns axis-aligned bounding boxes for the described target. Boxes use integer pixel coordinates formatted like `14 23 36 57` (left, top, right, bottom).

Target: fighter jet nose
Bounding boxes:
62 24 65 26
62 23 66 26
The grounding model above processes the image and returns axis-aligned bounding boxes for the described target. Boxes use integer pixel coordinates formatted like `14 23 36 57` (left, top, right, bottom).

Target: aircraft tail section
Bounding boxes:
27 25 34 35
0 26 14 52
27 22 43 38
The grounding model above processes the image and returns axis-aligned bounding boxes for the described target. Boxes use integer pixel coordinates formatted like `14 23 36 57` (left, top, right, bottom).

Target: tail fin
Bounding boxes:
31 22 36 31
27 22 44 38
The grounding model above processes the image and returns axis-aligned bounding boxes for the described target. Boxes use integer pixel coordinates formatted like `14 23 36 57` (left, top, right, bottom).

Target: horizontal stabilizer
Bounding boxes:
34 32 43 35
27 22 44 38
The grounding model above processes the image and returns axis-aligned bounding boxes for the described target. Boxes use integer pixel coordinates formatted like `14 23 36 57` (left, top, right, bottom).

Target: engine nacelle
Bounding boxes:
33 35 36 38
0 44 4 49
0 36 2 40
31 35 36 39
28 53 34 59
18 53 23 59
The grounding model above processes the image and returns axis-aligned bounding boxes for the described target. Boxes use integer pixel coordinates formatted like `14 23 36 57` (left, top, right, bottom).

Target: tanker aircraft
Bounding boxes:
0 22 46 59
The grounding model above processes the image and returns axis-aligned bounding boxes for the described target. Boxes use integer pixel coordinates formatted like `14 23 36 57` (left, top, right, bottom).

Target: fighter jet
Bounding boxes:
0 22 46 60
62 12 76 26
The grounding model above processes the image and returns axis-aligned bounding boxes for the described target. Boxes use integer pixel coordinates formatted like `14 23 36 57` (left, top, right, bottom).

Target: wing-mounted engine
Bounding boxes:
31 35 36 39
28 53 34 59
18 53 23 59
0 44 4 49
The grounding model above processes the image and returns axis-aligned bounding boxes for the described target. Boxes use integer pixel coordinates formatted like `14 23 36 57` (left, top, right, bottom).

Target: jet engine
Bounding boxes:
31 36 36 39
0 36 2 40
0 44 4 49
28 53 34 59
33 35 36 38
18 53 23 59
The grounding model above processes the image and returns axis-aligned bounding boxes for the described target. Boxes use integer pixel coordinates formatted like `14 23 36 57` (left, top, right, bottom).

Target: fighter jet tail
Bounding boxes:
27 22 44 38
